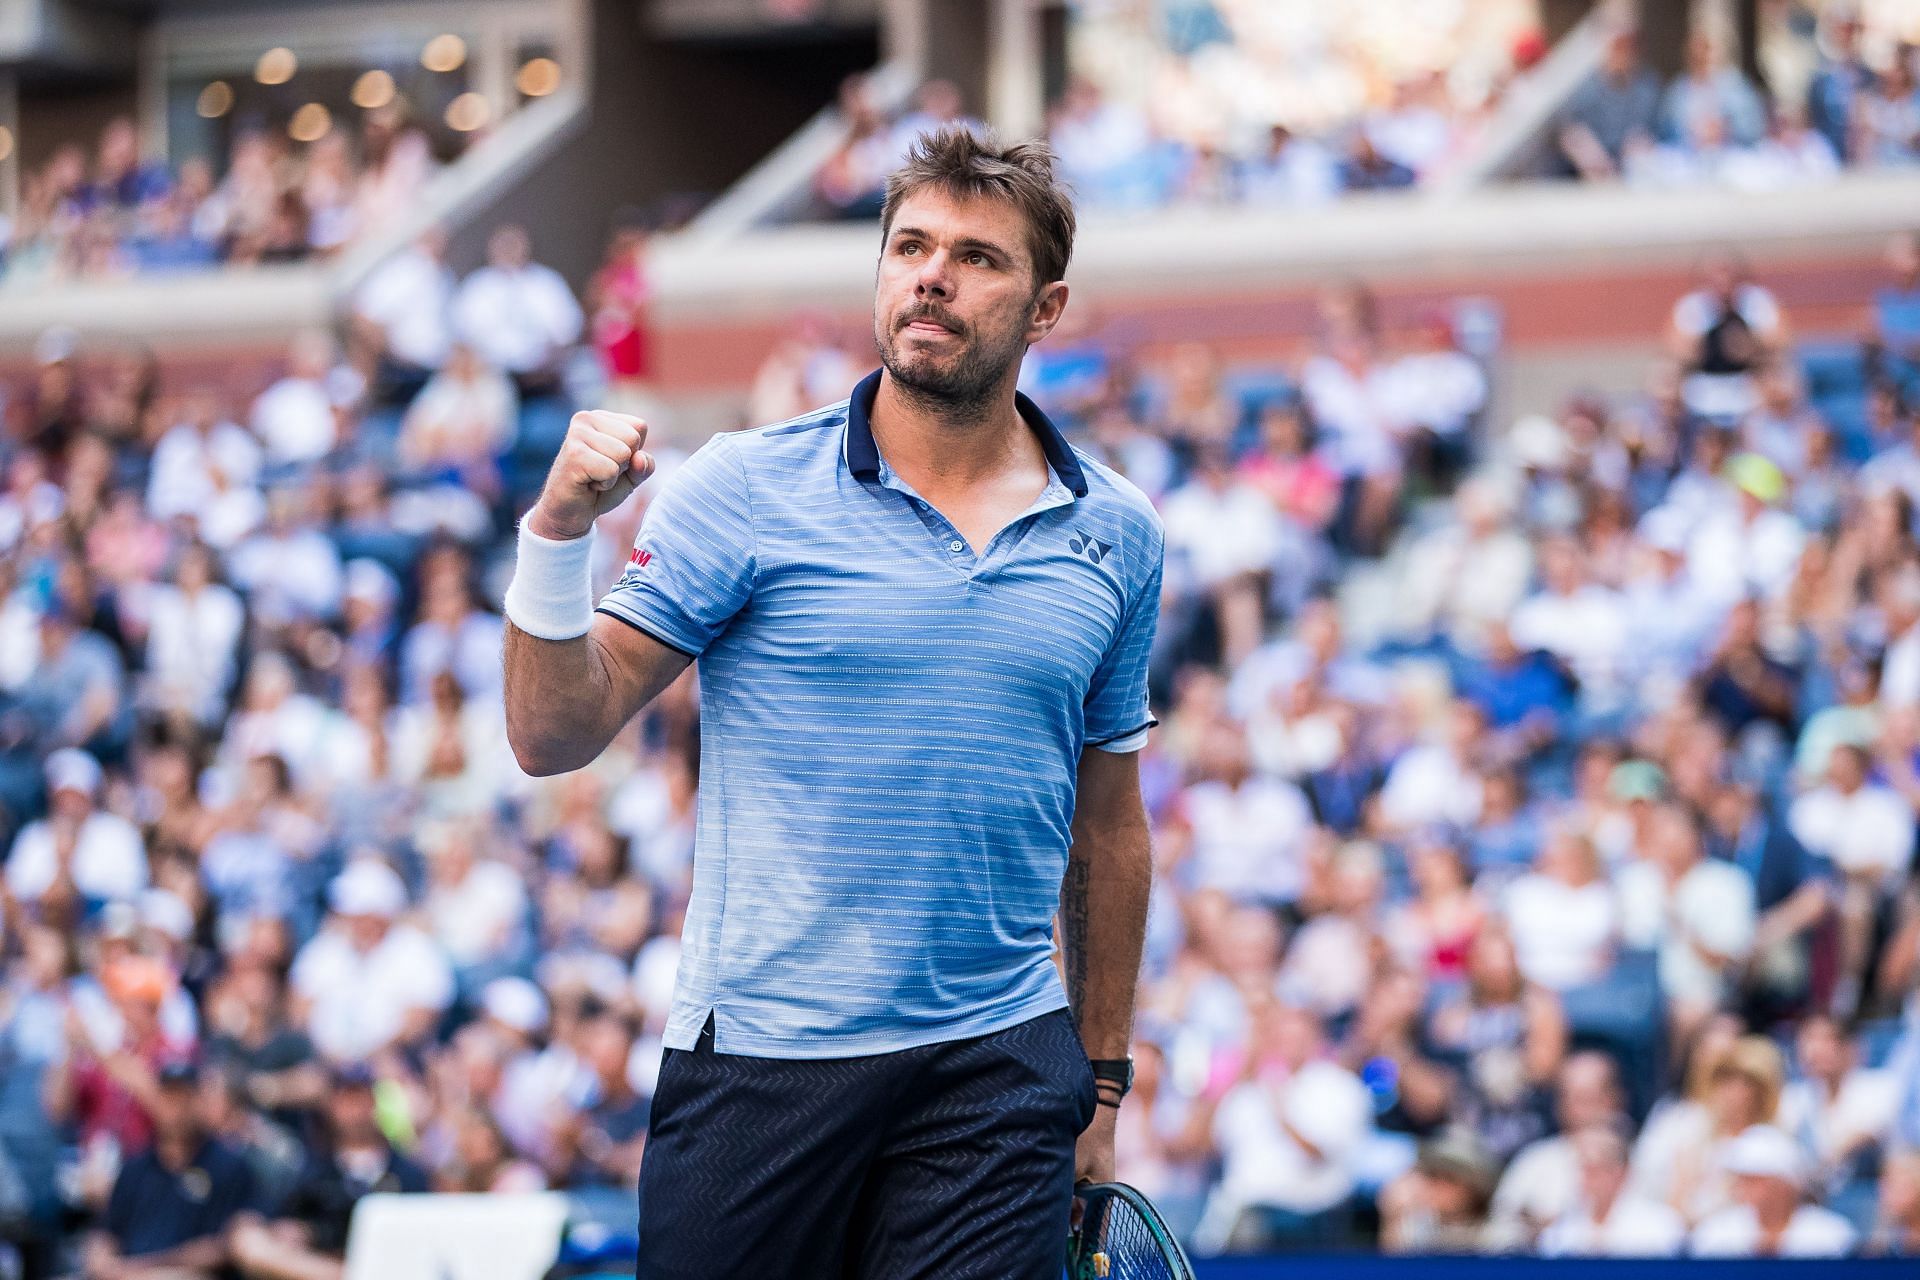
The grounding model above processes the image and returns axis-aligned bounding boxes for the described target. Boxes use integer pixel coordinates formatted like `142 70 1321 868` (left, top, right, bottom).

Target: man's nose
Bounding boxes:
914 249 953 299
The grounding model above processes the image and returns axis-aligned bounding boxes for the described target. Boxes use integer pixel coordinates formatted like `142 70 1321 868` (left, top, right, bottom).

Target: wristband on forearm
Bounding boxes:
504 521 596 639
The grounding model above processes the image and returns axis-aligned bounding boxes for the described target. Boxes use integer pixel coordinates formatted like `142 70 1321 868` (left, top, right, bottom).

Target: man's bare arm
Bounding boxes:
503 407 690 776
1060 747 1152 1059
505 615 690 776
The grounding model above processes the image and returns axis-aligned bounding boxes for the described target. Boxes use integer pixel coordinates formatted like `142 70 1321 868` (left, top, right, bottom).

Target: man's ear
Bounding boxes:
1026 281 1071 346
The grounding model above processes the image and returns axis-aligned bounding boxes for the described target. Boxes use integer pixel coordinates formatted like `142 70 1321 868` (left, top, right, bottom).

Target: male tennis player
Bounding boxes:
502 127 1161 1279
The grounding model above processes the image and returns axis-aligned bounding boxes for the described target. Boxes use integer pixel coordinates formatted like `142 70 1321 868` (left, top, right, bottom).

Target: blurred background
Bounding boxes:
2 0 1920 1276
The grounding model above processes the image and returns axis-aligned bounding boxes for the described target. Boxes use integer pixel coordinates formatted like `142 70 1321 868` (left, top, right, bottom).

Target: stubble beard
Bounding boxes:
875 305 1027 427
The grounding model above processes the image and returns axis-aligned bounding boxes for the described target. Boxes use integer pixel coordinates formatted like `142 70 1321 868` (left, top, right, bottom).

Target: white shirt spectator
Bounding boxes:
1510 585 1630 706
1383 350 1487 438
453 263 583 376
250 374 339 465
291 922 455 1062
1161 479 1284 588
355 244 456 370
1685 508 1805 604
1241 138 1340 205
1539 1196 1688 1257
5 811 148 904
1503 874 1618 990
146 420 262 526
1688 1204 1856 1257
425 859 529 969
1618 858 1756 1009
1211 1060 1374 1216
1300 355 1401 477
1379 742 1484 831
1184 777 1314 905
229 526 344 625
1492 1134 1582 1236
400 358 518 465
1788 782 1916 883
1778 1070 1901 1167
139 582 245 723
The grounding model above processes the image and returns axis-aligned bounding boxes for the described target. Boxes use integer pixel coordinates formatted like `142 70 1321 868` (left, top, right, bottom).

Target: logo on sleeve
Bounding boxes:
629 548 654 569
1068 531 1113 565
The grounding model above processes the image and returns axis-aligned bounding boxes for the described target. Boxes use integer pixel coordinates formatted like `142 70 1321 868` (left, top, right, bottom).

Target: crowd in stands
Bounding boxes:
1 108 437 284
811 4 1920 219
1554 16 1920 189
5 189 1920 1274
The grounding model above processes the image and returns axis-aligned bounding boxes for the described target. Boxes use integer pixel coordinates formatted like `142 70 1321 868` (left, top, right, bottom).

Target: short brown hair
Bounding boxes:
880 126 1076 289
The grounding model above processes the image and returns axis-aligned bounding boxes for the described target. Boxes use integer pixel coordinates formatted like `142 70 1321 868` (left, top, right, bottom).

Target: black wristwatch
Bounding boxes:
1089 1056 1134 1099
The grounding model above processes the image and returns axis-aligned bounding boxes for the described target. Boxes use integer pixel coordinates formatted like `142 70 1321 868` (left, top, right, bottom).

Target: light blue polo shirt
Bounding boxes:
597 369 1164 1058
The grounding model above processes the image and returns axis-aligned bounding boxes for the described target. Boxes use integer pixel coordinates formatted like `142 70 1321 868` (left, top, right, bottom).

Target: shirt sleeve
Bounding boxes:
1082 533 1163 754
596 433 757 659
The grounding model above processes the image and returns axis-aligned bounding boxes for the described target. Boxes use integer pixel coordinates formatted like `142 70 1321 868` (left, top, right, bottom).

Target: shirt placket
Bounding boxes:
877 465 1076 583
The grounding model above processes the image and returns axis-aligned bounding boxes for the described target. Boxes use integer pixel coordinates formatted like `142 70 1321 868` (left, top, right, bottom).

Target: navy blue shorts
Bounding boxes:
636 1007 1097 1279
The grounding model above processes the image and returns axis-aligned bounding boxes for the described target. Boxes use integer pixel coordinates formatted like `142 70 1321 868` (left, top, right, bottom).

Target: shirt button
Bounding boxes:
948 539 965 553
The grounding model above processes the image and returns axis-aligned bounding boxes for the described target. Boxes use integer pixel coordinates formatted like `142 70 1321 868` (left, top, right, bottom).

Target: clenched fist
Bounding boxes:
526 410 656 541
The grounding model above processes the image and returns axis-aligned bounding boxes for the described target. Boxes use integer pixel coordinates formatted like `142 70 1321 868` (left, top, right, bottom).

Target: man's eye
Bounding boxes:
966 253 988 266
899 243 920 256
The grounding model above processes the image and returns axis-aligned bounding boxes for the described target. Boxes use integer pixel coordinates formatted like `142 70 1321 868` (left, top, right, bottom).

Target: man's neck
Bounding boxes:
156 1133 200 1170
869 370 1036 496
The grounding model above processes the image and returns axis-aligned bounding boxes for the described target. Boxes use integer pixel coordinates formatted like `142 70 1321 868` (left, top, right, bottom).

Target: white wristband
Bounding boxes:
504 522 596 639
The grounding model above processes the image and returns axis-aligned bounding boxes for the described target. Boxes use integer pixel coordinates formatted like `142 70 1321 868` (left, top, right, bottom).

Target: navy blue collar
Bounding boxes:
844 368 1089 499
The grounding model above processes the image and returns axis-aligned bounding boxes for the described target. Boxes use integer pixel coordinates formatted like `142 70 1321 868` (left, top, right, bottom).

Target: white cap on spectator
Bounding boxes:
140 889 195 942
328 860 407 918
482 977 549 1035
46 748 102 797
344 559 399 609
1722 1125 1804 1185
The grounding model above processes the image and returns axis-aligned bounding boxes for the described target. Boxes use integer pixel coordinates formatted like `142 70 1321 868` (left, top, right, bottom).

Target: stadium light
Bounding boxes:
516 57 561 98
445 91 490 132
352 69 396 110
290 103 332 142
422 34 467 73
255 47 297 85
197 81 235 118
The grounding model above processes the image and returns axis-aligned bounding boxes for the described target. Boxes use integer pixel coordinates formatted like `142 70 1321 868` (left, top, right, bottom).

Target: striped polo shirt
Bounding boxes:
597 369 1164 1058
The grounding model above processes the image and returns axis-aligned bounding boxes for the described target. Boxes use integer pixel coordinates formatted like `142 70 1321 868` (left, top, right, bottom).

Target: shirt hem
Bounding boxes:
663 987 1071 1060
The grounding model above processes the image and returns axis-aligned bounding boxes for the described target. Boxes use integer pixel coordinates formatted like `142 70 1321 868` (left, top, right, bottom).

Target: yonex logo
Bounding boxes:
1068 532 1113 564
629 548 653 568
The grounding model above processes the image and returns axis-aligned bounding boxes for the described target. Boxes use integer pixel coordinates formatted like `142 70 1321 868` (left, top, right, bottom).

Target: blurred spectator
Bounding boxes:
397 343 516 494
1630 1032 1785 1224
1808 8 1877 161
83 1061 255 1280
1870 1149 1920 1256
1198 999 1373 1251
288 862 453 1065
352 228 456 406
1489 1051 1628 1242
453 226 584 399
249 333 346 468
1660 33 1768 150
1379 1130 1501 1253
231 1063 428 1280
1689 1124 1856 1256
6 750 146 910
1537 1126 1686 1256
1559 29 1663 180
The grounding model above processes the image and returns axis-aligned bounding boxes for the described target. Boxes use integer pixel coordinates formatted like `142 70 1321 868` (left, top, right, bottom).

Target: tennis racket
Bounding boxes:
1066 1182 1196 1279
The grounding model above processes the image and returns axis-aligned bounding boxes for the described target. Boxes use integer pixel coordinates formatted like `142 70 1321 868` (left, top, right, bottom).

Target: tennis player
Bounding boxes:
502 127 1162 1278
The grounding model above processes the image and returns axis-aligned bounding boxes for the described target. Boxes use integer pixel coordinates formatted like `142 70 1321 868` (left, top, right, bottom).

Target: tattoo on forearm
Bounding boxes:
1063 854 1091 1015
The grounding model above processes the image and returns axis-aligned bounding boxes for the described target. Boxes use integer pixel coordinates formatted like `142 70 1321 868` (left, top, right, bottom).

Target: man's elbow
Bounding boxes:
509 733 576 778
